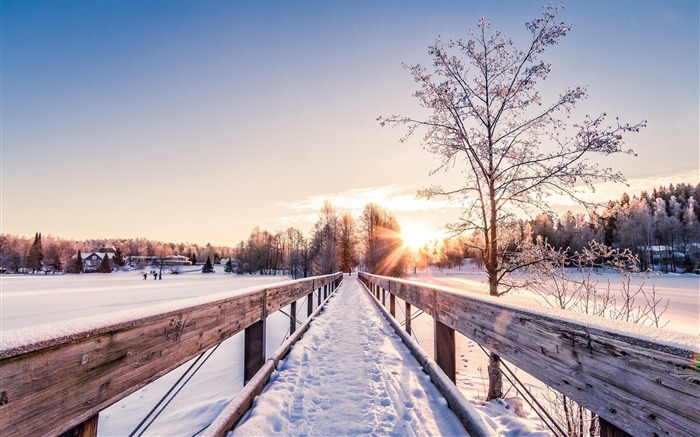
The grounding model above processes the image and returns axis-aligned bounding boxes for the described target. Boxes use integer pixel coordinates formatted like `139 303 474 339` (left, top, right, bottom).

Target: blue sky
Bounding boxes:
2 0 698 246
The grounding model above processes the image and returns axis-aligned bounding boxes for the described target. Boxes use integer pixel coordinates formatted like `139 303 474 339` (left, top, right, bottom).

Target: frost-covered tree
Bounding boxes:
283 227 308 279
311 201 340 275
379 5 644 400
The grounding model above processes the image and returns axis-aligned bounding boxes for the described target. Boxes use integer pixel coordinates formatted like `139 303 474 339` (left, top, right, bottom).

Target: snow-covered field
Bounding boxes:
409 263 700 336
1 265 697 436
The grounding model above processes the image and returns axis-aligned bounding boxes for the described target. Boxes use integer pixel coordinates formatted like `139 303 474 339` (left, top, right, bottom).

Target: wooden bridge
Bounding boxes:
1 272 698 436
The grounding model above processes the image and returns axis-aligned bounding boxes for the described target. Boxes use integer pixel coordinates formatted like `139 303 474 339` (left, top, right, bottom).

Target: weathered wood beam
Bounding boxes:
0 273 342 437
359 272 700 437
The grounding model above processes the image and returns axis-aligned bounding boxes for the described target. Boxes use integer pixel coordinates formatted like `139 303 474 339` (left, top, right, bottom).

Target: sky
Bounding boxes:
2 0 698 247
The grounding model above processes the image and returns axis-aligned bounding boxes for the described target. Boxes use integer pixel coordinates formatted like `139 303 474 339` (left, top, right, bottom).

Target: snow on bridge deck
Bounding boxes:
231 277 469 436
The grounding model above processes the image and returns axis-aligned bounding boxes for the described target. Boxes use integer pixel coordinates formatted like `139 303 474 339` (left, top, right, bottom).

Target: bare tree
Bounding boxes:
360 203 406 277
379 5 645 400
337 212 358 274
311 201 340 275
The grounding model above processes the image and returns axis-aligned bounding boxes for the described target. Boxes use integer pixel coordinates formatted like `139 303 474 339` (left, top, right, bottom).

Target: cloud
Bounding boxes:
280 184 458 214
273 184 460 232
546 169 700 210
274 170 699 233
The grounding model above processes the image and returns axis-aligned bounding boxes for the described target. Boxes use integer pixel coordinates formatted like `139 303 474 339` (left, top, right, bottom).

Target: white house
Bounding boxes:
72 252 117 271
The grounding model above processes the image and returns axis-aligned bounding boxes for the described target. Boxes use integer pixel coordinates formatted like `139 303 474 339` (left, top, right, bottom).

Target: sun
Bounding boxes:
400 222 438 250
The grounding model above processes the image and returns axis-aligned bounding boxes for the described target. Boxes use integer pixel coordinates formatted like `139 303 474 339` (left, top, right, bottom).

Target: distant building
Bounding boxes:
72 252 117 272
127 255 192 267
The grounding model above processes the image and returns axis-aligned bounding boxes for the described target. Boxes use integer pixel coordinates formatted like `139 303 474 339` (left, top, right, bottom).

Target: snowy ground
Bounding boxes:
232 278 468 436
1 265 697 436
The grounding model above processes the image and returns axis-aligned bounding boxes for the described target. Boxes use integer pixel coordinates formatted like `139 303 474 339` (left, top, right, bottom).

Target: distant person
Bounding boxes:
153 272 157 280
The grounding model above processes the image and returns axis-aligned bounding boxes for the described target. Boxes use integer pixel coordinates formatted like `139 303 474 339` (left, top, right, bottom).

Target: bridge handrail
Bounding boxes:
358 272 699 437
0 272 343 436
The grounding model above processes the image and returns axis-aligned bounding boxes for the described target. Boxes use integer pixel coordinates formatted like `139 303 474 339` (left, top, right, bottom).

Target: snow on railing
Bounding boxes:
358 272 700 437
0 272 343 437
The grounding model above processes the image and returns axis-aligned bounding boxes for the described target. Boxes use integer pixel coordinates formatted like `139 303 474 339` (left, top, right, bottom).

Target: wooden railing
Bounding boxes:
0 272 343 436
358 272 700 437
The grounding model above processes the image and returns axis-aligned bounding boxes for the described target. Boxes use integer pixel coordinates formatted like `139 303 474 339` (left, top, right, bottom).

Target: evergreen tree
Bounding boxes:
50 252 62 272
224 258 234 273
28 232 43 273
202 256 214 273
98 254 112 273
72 250 84 274
114 247 126 267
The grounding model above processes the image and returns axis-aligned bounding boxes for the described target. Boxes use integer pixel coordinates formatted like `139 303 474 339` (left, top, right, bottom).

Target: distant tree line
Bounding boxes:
528 182 700 272
402 182 700 276
0 202 408 277
231 202 406 278
5 183 691 276
0 234 235 274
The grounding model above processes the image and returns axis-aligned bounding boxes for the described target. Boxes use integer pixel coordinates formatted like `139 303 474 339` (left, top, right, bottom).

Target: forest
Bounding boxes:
1 182 698 276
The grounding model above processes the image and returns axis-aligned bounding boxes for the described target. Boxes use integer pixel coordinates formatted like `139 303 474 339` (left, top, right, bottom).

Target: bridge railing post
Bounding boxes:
290 300 297 335
58 414 98 437
600 418 633 437
307 291 313 317
389 293 395 317
405 301 411 335
244 291 267 385
434 320 456 383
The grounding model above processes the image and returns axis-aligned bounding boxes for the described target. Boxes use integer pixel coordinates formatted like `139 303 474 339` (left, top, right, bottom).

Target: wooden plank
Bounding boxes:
360 273 700 436
266 281 311 315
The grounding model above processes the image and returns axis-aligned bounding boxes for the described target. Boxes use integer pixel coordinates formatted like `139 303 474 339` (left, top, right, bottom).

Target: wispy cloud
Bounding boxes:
280 184 458 214
546 169 700 208
273 171 699 233
273 184 459 230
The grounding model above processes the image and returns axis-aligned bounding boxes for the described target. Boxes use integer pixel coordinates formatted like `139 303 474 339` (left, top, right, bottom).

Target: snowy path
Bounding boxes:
232 277 468 436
